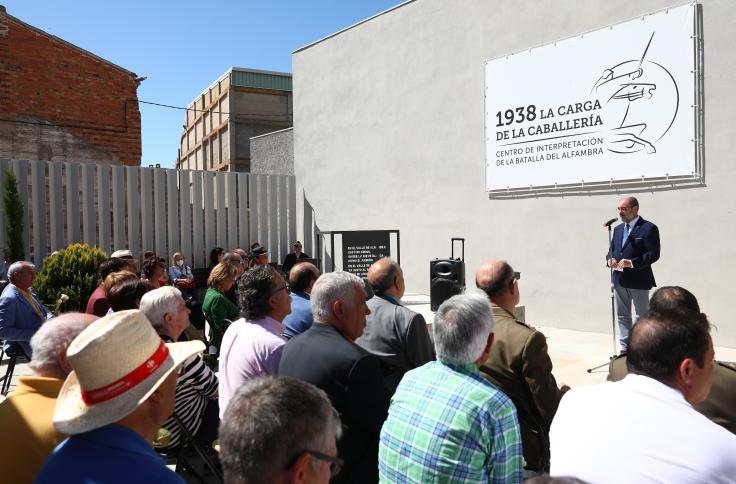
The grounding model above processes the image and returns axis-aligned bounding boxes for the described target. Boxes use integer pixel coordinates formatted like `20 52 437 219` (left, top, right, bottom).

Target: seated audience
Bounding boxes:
109 249 137 274
222 251 246 305
140 287 219 451
218 266 290 416
36 310 204 483
85 257 128 316
142 256 168 290
282 241 310 276
220 377 342 484
105 275 149 312
233 247 249 264
279 271 390 484
207 247 225 280
282 261 320 339
0 261 52 358
0 312 97 482
475 260 567 472
357 257 434 391
202 262 239 355
379 292 523 483
248 245 270 268
550 306 736 481
169 252 195 300
607 285 736 435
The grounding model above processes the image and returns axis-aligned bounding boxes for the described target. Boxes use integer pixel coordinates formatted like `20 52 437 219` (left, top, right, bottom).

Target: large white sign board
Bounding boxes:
485 4 697 191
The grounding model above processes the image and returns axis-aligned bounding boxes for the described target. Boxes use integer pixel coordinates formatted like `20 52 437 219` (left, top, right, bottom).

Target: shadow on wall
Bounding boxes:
303 192 332 273
488 179 706 200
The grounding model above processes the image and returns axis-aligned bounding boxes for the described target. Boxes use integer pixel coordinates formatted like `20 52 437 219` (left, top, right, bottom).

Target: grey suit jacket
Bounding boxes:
356 294 435 390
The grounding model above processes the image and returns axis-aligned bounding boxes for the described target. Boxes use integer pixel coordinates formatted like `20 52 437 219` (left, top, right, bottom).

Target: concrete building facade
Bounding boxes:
177 68 292 173
0 5 142 165
250 127 293 175
292 0 736 347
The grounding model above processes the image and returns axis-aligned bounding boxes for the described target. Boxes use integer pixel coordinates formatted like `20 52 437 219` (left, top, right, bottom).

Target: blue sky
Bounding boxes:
4 0 404 167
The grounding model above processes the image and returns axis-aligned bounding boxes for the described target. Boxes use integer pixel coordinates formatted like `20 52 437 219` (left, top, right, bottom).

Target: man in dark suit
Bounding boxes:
0 261 52 358
281 241 311 276
606 196 660 352
279 271 391 484
608 286 736 435
356 258 434 391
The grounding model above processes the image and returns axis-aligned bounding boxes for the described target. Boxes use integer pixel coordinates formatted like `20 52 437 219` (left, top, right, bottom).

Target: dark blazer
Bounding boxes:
281 252 310 276
606 216 660 290
608 356 736 435
0 284 51 357
356 295 435 391
279 323 391 484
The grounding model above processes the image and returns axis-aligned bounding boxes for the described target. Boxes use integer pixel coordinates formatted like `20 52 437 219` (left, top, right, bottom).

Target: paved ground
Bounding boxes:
403 293 736 388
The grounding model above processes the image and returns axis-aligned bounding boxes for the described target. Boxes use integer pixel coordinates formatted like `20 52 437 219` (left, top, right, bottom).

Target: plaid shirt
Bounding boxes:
379 360 523 483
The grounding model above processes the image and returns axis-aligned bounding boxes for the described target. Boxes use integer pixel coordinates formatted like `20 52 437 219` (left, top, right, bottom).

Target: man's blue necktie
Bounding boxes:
622 223 630 246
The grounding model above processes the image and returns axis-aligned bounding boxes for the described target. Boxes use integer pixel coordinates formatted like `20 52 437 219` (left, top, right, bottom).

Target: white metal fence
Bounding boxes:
0 159 297 269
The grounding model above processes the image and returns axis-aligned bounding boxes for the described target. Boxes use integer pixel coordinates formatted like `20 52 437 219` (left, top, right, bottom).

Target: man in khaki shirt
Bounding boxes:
475 260 568 473
0 312 96 482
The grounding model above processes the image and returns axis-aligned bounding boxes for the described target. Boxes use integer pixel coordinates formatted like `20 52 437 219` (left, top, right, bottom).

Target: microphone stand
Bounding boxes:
587 221 619 373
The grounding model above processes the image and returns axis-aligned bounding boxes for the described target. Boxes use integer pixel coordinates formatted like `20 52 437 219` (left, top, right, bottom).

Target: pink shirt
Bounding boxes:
218 316 286 417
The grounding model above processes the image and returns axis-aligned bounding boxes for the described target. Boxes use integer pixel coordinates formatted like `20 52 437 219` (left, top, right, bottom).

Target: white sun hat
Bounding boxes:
53 309 204 435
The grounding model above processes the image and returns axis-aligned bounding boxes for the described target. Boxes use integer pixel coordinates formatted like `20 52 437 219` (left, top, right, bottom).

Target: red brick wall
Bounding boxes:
0 9 141 165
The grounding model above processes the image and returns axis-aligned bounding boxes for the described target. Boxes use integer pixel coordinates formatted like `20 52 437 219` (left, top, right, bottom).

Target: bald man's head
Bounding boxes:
649 286 700 316
288 262 320 294
367 258 404 298
475 260 518 308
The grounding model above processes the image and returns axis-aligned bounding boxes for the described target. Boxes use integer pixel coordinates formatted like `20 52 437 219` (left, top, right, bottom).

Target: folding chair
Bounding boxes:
156 413 223 484
0 343 29 396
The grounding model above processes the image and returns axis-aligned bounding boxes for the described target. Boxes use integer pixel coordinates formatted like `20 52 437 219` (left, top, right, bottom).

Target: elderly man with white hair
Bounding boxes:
0 312 97 482
279 271 391 484
379 291 523 483
139 286 219 452
0 261 52 358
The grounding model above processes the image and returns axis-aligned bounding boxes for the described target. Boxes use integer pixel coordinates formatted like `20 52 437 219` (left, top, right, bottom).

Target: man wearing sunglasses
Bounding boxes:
282 241 311 276
220 377 342 484
475 260 569 474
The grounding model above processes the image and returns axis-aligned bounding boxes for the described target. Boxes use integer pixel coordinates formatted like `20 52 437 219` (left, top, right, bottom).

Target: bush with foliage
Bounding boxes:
3 170 25 263
34 243 108 313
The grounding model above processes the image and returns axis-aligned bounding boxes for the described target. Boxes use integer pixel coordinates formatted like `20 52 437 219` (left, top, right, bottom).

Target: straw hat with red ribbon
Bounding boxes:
53 309 204 435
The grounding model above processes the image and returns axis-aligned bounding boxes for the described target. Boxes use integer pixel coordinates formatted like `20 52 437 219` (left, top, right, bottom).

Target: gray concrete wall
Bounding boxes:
293 0 736 347
250 128 294 175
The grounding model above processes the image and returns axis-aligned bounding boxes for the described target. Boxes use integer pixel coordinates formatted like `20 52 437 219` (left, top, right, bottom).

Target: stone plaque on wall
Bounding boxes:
341 231 391 279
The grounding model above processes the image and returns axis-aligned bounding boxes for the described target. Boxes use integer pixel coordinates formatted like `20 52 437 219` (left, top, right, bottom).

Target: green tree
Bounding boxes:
34 244 108 313
3 170 25 262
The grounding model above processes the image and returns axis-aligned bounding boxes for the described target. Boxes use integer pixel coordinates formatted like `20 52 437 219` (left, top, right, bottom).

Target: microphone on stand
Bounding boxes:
603 218 617 228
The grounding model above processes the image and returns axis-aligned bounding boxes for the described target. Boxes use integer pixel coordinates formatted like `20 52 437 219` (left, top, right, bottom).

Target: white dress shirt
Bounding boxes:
550 373 736 483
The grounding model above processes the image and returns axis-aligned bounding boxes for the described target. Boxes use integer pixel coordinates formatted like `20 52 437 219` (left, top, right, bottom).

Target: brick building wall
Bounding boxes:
0 6 142 165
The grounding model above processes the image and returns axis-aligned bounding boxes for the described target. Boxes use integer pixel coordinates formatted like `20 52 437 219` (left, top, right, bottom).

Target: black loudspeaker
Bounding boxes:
430 258 465 311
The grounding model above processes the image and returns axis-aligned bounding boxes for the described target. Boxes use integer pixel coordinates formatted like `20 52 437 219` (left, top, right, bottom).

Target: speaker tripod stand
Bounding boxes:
587 221 620 373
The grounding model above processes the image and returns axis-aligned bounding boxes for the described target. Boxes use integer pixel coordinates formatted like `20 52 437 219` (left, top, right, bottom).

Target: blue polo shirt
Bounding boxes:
36 423 183 483
282 292 314 339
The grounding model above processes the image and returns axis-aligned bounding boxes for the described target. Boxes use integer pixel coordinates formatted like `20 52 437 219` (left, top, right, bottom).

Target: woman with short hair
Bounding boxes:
169 252 195 300
142 256 168 290
202 262 239 356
